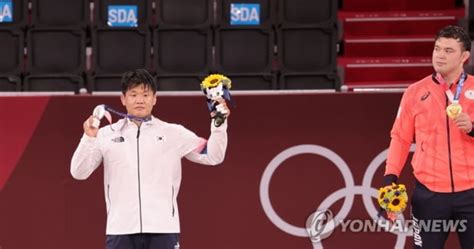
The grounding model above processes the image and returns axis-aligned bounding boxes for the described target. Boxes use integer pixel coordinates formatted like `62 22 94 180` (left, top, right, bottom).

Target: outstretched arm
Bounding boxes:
185 121 228 165
185 99 230 165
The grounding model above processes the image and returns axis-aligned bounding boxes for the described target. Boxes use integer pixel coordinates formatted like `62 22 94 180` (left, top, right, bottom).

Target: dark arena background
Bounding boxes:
0 0 472 248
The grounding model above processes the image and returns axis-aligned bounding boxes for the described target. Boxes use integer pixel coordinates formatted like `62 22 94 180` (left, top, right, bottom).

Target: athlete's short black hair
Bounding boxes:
121 69 157 94
435 25 471 51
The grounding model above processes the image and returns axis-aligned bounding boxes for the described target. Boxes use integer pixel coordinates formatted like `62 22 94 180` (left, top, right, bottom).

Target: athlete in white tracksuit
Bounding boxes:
70 69 229 249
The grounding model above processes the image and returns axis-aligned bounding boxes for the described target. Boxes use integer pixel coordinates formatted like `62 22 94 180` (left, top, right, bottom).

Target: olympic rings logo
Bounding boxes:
259 144 415 249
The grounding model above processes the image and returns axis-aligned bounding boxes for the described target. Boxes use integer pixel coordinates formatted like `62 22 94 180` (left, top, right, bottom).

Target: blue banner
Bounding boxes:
107 5 138 27
230 3 260 25
0 0 13 23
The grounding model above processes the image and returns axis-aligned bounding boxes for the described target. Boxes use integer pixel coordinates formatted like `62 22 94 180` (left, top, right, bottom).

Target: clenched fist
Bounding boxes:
83 115 99 137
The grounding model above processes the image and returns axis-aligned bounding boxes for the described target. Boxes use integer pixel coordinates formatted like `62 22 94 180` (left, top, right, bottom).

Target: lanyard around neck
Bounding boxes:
438 72 467 104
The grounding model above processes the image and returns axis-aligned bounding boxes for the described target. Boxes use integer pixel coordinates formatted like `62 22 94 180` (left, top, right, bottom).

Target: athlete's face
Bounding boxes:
120 84 156 118
432 37 470 77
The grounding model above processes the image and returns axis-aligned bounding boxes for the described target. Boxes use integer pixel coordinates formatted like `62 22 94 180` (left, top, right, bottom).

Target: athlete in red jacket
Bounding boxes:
384 25 474 249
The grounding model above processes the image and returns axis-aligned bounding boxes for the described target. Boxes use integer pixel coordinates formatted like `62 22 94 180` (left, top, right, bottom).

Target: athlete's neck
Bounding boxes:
441 69 464 86
132 120 142 127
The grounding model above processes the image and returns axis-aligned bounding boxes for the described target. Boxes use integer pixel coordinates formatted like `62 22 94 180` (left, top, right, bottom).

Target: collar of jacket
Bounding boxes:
431 71 467 85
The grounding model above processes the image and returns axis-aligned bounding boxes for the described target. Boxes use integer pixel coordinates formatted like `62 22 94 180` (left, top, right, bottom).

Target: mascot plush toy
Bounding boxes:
200 74 233 127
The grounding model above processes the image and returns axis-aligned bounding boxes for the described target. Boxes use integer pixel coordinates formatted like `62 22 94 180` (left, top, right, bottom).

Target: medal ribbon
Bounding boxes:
103 105 152 124
453 73 467 102
438 72 467 104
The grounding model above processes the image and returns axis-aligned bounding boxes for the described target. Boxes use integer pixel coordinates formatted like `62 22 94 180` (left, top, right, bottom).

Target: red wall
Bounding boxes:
0 93 461 249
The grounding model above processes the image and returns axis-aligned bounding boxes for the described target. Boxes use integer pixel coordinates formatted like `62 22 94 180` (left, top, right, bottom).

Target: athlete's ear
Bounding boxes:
462 50 470 64
121 94 126 106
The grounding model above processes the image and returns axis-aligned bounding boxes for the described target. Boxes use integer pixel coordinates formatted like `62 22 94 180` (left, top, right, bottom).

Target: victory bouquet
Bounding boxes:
378 183 408 221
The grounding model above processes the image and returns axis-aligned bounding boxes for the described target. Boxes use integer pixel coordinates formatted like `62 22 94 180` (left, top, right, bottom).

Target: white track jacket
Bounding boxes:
71 117 228 235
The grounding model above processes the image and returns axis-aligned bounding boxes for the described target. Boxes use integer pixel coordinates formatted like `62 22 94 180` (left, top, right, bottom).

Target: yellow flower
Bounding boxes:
201 74 232 89
378 183 408 213
377 188 389 208
387 196 407 213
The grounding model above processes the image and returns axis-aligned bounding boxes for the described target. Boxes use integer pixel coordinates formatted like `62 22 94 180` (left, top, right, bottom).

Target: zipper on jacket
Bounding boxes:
445 97 455 192
172 186 175 217
107 184 111 216
136 127 143 232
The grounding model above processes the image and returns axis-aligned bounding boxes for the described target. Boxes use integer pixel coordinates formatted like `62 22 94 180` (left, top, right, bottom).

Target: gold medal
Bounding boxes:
446 103 462 119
